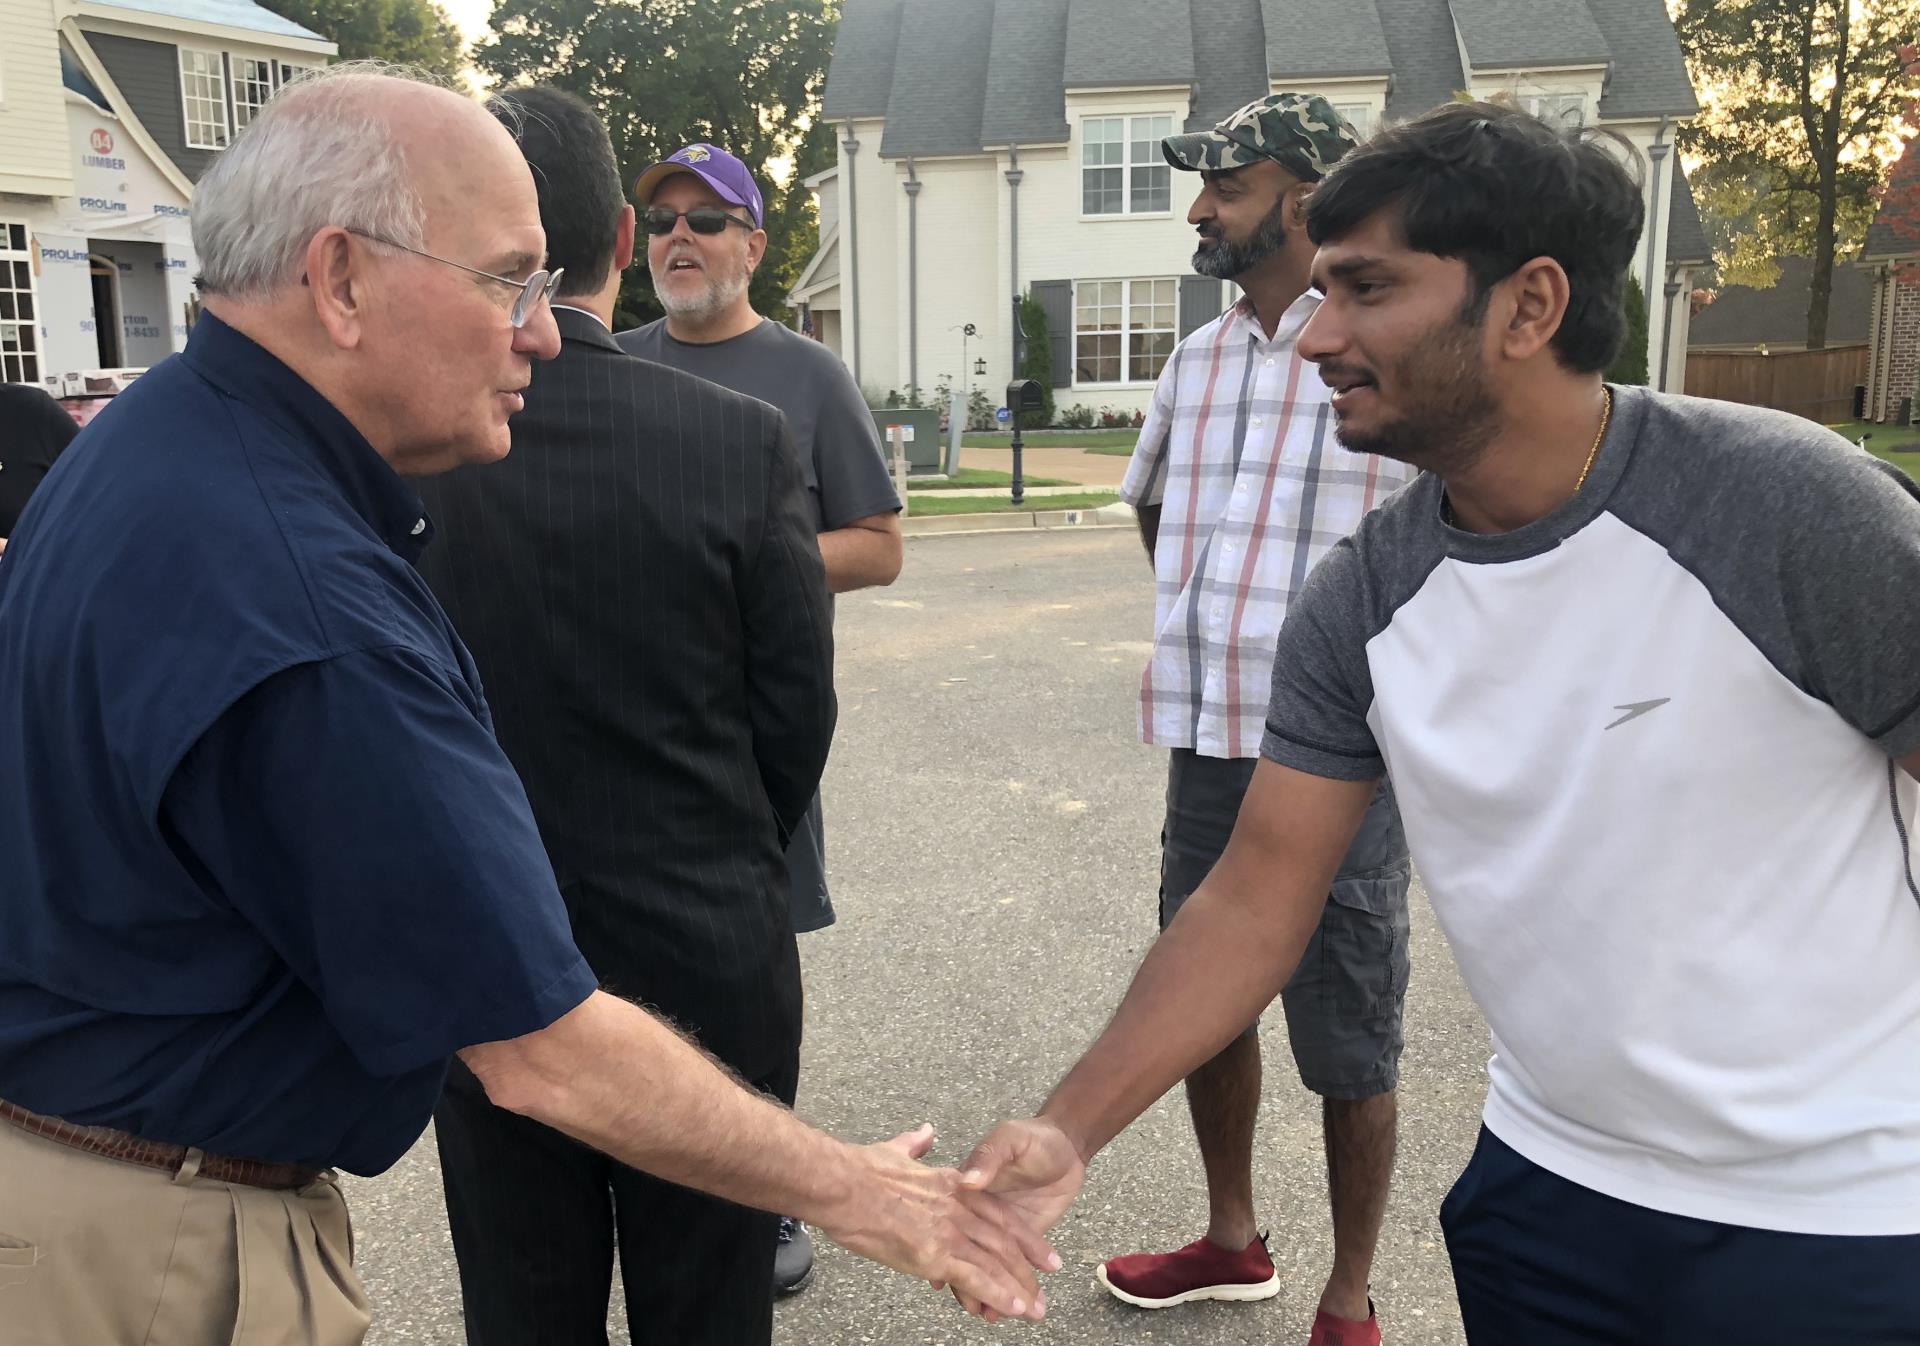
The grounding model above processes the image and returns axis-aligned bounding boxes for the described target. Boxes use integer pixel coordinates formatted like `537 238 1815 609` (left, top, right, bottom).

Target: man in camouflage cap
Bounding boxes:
955 91 1413 1346
1161 90 1360 181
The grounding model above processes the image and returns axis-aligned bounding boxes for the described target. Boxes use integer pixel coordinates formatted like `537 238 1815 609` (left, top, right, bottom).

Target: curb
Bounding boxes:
902 502 1135 538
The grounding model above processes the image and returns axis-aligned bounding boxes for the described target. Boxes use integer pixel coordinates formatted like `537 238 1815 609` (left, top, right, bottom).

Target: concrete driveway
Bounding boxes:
349 528 1489 1346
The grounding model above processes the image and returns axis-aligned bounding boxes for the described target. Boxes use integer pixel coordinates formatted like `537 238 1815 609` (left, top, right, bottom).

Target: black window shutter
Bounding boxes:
1178 276 1224 339
1029 280 1072 388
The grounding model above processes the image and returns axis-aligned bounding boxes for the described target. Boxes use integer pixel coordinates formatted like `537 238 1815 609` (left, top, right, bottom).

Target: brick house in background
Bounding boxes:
803 0 1704 418
1857 141 1920 423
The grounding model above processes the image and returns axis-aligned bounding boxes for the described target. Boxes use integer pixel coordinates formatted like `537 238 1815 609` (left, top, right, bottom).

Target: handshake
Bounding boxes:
817 1115 1092 1324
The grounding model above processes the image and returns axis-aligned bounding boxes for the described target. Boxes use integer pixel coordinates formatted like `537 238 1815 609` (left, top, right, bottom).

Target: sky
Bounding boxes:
440 0 492 50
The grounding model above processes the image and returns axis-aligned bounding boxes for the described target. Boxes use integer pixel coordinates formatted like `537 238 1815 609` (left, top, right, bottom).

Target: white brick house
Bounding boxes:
799 0 1707 417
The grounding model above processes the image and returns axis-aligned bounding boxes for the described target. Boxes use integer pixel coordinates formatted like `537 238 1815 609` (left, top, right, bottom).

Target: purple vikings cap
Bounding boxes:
634 143 765 228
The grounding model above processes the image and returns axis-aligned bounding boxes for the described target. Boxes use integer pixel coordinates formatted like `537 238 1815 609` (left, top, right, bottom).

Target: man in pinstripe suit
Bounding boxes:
415 87 836 1345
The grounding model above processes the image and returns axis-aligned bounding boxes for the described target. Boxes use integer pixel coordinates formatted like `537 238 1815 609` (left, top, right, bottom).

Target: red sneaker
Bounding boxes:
1096 1234 1280 1309
1308 1299 1381 1346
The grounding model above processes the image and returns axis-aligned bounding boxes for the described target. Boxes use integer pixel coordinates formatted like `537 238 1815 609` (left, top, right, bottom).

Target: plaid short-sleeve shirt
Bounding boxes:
1119 293 1416 759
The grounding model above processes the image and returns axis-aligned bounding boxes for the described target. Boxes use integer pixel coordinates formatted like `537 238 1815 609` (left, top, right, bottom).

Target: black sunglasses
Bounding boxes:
642 206 756 237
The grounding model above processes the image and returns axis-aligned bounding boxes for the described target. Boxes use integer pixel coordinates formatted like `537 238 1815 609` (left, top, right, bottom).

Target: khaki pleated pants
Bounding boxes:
0 1117 371 1345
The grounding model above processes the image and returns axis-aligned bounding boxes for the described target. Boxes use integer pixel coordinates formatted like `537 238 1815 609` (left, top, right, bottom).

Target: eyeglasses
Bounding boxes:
345 227 563 328
641 206 756 237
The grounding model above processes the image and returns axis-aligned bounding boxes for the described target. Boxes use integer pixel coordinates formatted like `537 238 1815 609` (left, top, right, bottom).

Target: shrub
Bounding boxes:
1018 292 1057 429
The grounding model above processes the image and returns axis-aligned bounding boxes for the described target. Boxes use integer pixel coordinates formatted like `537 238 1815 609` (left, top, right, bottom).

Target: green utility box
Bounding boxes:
870 408 943 474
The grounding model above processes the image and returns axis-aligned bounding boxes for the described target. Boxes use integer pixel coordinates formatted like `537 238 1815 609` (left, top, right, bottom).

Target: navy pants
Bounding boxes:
1440 1127 1920 1345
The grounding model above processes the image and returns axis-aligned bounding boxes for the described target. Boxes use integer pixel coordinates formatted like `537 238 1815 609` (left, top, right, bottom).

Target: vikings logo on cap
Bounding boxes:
636 142 766 228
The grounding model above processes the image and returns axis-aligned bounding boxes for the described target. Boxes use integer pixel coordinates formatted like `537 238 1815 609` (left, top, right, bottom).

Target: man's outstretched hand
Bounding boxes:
945 1118 1089 1322
815 1123 1065 1323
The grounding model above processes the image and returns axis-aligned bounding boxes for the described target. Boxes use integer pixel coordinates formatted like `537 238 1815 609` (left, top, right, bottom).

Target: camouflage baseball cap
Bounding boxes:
1161 92 1360 182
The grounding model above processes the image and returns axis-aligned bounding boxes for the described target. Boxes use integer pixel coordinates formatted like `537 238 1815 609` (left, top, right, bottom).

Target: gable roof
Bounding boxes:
821 0 903 121
1666 165 1710 266
1449 0 1609 70
1188 0 1270 129
981 0 1071 145
1264 0 1391 79
828 0 1697 158
1064 0 1194 90
878 0 995 159
1585 0 1696 118
1688 254 1873 348
82 0 327 42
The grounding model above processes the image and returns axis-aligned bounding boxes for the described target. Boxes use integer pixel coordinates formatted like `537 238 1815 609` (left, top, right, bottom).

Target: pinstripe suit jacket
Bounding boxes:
416 306 834 1081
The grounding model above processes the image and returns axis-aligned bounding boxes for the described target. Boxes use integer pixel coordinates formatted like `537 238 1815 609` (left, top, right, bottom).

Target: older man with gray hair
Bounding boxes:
0 64 1057 1345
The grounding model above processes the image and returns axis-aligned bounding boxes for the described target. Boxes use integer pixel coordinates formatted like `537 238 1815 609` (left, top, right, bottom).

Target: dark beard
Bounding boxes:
1331 307 1500 475
1191 195 1291 280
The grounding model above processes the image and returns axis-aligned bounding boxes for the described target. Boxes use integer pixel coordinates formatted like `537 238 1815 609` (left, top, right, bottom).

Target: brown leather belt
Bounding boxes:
0 1098 321 1190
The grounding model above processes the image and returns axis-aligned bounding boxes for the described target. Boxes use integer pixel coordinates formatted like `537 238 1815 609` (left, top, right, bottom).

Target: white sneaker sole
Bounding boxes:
1095 1263 1282 1309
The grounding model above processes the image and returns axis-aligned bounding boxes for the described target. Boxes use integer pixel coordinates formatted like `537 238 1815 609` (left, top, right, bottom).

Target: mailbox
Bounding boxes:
1006 379 1047 416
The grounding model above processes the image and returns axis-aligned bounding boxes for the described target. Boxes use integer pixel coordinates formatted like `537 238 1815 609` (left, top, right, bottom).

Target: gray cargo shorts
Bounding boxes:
1158 747 1412 1100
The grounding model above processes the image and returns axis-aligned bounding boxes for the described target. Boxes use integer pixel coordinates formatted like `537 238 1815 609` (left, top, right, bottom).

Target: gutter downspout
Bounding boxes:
904 157 921 398
840 123 862 385
1658 269 1683 392
1006 146 1024 380
1642 117 1672 371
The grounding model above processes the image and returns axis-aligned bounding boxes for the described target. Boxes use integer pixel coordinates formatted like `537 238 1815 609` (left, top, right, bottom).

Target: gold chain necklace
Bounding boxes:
1442 387 1612 528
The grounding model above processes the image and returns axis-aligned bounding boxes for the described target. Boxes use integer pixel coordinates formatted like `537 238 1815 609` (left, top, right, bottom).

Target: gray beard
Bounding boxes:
653 260 751 323
1191 197 1291 280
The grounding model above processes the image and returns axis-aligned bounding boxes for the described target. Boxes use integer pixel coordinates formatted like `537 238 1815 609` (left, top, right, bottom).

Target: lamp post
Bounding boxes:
946 322 977 475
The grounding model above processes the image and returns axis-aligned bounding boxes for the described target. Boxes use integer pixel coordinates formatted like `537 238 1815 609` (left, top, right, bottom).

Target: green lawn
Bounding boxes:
962 430 1142 453
903 467 1075 490
906 491 1121 516
1824 422 1920 479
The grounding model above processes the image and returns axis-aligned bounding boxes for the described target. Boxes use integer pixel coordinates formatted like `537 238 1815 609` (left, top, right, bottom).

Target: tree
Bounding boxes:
259 0 465 83
1017 292 1056 429
1606 275 1650 386
474 0 838 328
1673 0 1920 349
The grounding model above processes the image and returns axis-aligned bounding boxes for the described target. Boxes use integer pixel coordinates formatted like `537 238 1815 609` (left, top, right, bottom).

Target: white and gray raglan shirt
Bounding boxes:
1262 385 1920 1236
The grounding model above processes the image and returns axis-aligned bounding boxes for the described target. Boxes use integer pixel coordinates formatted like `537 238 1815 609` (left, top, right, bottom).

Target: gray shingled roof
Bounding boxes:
1587 0 1698 118
820 0 901 121
1688 255 1872 348
1666 165 1709 265
878 0 995 158
826 0 1698 157
1189 0 1271 129
1863 142 1920 260
1451 0 1609 69
1379 0 1467 120
982 0 1072 145
1064 0 1195 89
1264 0 1392 78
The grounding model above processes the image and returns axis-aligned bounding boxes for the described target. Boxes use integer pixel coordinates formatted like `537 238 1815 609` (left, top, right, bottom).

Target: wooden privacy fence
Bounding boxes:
1684 345 1869 425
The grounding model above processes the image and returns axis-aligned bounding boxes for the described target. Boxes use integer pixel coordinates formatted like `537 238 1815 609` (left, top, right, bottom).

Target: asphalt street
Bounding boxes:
349 527 1492 1346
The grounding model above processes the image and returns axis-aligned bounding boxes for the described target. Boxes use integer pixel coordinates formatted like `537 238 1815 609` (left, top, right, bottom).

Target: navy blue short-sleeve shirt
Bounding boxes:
0 314 597 1175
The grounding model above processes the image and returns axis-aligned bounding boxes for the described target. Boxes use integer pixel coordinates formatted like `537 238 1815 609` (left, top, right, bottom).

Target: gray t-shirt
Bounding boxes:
1262 383 1920 1236
617 318 900 531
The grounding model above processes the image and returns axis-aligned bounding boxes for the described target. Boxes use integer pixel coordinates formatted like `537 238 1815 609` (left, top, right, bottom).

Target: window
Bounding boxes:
1517 93 1586 128
1075 278 1176 384
0 222 42 385
232 57 276 130
1334 103 1372 139
179 48 229 149
278 63 317 89
1082 115 1174 216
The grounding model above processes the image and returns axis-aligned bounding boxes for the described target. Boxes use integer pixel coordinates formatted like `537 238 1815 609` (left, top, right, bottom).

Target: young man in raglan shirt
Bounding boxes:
956 101 1920 1344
